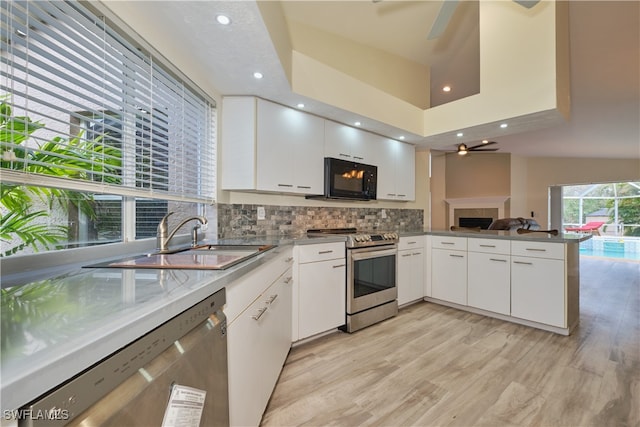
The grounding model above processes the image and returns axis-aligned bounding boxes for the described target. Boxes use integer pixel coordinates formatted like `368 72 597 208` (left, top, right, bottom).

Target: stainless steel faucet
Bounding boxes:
156 212 208 253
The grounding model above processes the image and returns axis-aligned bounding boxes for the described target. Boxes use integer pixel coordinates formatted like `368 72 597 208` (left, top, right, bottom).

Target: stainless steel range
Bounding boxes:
307 228 399 332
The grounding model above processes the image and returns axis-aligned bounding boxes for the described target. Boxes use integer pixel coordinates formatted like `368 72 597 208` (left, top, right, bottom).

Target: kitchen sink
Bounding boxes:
84 244 277 270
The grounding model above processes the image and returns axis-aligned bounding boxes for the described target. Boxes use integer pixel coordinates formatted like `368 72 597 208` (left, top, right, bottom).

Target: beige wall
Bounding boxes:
519 157 640 228
431 154 639 230
445 153 511 199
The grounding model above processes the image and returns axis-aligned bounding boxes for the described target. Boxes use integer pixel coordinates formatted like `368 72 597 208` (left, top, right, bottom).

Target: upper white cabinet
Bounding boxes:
221 97 324 195
376 138 415 201
324 120 374 164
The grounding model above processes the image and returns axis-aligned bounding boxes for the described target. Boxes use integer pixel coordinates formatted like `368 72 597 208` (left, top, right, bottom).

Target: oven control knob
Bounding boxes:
362 234 371 242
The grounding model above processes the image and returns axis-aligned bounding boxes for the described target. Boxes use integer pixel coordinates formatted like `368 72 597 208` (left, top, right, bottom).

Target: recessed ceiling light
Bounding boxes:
354 121 361 127
297 103 305 109
399 136 405 140
443 85 452 92
456 132 463 137
216 14 231 25
500 123 508 128
482 139 489 144
253 72 263 79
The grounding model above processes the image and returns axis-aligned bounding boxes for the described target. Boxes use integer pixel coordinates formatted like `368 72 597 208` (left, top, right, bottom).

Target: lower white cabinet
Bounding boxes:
431 248 467 305
397 237 425 305
467 252 510 315
227 250 293 427
294 242 346 341
511 255 565 327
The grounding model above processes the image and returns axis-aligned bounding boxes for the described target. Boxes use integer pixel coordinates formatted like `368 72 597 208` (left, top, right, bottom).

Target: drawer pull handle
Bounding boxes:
266 294 278 304
526 248 546 252
252 307 268 321
441 242 455 245
277 183 293 187
449 254 464 258
284 276 293 284
353 156 364 160
402 253 412 257
412 252 421 256
387 193 396 196
332 264 345 269
398 194 406 197
285 257 293 263
339 153 351 158
318 250 334 254
407 241 417 244
489 258 507 262
297 185 311 189
480 244 496 248
513 261 533 265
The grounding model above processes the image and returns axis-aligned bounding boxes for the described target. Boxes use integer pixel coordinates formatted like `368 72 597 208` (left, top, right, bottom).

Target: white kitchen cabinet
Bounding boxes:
376 137 415 201
467 251 511 315
511 241 566 328
324 120 373 163
397 236 425 306
221 96 324 195
227 249 294 427
467 238 510 315
294 242 346 341
431 246 467 305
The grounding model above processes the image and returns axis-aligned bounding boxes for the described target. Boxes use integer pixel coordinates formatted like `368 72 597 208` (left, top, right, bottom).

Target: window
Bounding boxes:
1 1 216 256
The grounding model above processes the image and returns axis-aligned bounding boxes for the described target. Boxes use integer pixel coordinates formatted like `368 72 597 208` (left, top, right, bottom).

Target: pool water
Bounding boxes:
579 238 640 261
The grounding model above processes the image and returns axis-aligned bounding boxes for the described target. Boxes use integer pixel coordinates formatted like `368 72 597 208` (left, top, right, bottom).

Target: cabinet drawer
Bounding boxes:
225 249 294 325
297 242 345 263
431 236 467 251
511 241 565 260
399 235 425 251
468 238 510 255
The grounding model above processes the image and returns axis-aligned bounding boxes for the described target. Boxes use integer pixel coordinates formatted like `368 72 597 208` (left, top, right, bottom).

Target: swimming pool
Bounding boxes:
579 237 640 261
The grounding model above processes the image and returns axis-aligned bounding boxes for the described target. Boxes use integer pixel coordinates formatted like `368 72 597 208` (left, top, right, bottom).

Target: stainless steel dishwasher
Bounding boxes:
19 288 229 427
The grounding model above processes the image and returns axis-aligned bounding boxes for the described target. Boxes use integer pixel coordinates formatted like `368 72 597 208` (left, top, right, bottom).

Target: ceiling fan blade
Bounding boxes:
427 0 460 40
513 0 541 9
469 148 499 152
467 141 497 150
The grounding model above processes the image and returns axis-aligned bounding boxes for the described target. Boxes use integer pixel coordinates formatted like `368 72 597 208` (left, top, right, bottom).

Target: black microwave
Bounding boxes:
323 157 377 200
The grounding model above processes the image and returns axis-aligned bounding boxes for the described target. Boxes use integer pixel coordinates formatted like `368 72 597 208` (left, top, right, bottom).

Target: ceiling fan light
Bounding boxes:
457 150 467 156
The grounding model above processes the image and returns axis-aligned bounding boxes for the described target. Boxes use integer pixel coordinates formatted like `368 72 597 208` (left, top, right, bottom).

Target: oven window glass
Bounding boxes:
353 254 396 298
333 168 364 192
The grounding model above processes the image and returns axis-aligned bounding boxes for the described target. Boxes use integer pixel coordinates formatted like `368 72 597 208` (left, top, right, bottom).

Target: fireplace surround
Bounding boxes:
445 196 510 229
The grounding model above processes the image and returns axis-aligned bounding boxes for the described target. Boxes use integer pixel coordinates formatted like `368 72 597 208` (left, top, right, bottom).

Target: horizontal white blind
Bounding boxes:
0 1 215 202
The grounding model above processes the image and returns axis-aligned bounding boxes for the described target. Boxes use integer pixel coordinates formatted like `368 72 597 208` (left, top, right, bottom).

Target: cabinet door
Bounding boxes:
398 248 424 305
467 252 510 315
256 99 324 194
511 256 565 327
228 270 292 427
395 141 415 201
298 259 346 340
431 248 467 305
324 120 370 162
376 138 415 201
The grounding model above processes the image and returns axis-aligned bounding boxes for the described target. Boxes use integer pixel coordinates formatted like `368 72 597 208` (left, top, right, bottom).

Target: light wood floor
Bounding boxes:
261 257 640 427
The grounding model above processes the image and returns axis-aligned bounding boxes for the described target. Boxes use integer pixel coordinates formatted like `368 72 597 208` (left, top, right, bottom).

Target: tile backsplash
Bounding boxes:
217 204 424 238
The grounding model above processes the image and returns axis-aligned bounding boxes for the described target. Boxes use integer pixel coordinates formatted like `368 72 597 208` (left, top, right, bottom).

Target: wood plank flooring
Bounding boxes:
261 257 639 426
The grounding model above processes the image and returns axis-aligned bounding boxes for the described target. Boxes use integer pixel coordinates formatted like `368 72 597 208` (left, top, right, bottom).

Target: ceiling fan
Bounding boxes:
428 0 541 39
445 141 499 156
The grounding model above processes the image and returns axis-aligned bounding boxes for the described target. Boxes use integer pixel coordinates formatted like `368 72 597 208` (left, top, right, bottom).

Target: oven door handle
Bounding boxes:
349 247 398 261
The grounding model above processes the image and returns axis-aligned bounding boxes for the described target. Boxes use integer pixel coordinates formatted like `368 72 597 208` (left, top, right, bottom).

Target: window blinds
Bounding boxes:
0 1 216 203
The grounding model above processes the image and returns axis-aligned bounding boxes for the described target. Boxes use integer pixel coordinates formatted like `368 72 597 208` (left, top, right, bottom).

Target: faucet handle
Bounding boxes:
158 212 174 232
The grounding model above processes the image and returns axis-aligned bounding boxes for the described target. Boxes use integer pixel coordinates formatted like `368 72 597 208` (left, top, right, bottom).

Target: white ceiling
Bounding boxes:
108 1 639 160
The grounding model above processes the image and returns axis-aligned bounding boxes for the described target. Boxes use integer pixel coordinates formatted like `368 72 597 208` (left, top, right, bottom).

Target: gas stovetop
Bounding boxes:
306 228 399 248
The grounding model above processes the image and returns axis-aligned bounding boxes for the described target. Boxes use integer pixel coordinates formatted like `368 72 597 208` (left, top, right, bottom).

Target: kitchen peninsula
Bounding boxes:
420 228 590 336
